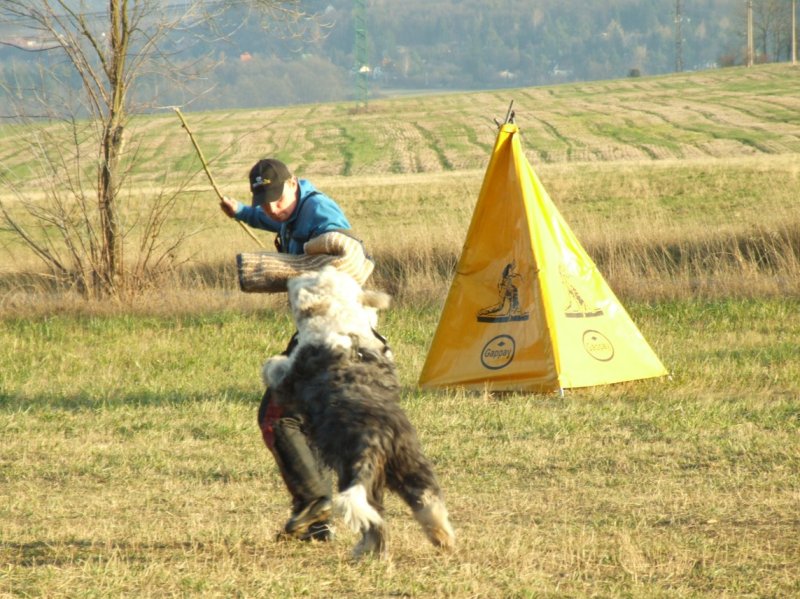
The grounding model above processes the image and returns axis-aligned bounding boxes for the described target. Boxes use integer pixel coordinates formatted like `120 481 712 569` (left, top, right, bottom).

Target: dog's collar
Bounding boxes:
370 328 389 348
348 331 391 362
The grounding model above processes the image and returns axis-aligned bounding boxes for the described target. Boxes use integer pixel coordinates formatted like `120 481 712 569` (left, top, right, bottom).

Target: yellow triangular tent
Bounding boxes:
418 123 667 392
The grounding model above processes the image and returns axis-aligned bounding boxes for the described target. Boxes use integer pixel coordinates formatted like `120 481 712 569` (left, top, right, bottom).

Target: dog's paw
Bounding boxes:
413 495 456 550
352 525 387 561
262 356 291 387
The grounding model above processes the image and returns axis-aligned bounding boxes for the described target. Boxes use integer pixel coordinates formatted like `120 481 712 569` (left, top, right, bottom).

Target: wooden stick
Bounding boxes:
174 107 264 248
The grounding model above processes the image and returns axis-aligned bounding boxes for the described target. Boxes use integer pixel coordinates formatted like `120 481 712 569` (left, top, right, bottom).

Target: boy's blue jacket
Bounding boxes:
233 179 351 255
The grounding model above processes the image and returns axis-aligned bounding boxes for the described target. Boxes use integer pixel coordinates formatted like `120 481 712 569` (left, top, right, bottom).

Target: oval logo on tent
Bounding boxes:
481 335 515 370
583 329 614 362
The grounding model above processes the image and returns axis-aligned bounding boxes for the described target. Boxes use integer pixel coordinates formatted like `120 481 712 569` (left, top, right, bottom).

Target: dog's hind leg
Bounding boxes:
335 458 388 559
352 522 386 559
410 489 455 550
393 469 455 550
334 483 382 532
335 484 387 559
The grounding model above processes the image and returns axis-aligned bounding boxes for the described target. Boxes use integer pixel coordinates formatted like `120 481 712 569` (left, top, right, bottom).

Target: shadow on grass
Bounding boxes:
1 384 445 414
0 538 271 568
0 385 450 414
0 387 259 413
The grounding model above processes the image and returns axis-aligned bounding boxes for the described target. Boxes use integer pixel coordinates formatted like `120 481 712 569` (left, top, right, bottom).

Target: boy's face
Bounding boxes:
262 177 298 222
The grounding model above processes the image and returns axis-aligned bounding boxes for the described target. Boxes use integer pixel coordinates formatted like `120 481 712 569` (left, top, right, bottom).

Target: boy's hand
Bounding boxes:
220 196 238 218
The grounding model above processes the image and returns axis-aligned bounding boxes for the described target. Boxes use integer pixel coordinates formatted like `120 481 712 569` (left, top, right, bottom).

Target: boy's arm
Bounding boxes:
220 196 280 232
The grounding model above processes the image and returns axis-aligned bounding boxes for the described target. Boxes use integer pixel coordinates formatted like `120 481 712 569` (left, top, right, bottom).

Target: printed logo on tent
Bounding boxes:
582 329 615 361
561 266 603 318
477 262 530 323
480 335 516 370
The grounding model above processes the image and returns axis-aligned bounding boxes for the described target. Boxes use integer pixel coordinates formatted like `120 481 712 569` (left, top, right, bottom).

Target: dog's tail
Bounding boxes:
413 490 456 550
334 484 384 533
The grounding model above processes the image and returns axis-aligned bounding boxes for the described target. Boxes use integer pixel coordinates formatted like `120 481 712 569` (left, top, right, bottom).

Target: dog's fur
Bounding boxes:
263 267 455 558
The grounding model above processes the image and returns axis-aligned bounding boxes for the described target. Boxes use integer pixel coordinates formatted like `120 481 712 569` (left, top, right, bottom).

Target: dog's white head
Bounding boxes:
287 266 390 352
262 267 390 389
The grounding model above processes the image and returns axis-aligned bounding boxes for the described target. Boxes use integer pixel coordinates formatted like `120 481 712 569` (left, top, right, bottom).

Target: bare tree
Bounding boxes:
0 1 319 298
753 0 790 61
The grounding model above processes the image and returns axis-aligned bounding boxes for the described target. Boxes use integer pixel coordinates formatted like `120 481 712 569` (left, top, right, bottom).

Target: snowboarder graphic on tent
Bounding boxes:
477 262 530 323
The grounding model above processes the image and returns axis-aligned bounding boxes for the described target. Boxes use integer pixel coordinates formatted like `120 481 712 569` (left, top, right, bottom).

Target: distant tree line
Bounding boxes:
1 0 797 113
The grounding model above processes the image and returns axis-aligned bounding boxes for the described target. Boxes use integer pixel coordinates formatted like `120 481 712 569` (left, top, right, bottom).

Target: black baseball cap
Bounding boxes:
249 158 292 205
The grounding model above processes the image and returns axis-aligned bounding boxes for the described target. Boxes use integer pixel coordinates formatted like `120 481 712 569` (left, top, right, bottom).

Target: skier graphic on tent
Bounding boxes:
477 262 530 323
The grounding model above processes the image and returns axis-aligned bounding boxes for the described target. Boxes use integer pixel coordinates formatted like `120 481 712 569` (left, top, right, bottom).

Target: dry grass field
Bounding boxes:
1 64 799 597
2 64 798 307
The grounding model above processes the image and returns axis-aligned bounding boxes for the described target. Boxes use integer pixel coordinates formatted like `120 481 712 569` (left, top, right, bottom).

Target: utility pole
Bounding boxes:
675 0 684 72
793 0 797 66
746 0 754 67
354 0 368 111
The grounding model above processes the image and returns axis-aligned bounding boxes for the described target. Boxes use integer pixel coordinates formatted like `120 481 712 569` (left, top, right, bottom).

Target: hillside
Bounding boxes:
149 64 800 181
1 63 797 187
1 64 798 308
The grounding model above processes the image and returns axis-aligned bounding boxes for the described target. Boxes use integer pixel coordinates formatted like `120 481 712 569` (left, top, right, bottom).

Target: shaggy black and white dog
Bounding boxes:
262 267 455 558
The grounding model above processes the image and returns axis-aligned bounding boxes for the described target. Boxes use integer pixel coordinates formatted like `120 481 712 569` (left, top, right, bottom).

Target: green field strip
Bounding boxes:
533 116 580 162
690 108 783 154
563 105 654 161
616 103 717 158
714 98 800 127
411 121 453 171
292 123 327 176
453 121 493 167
